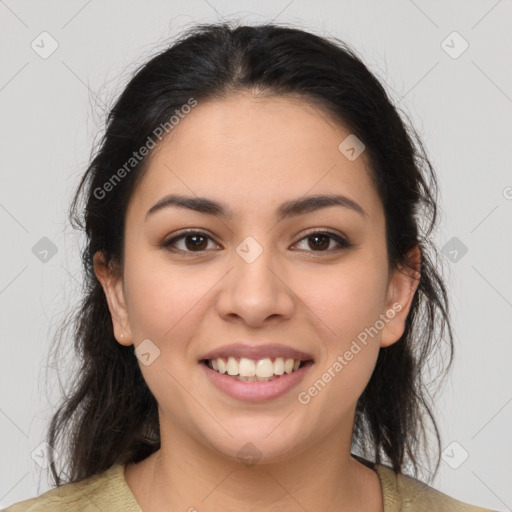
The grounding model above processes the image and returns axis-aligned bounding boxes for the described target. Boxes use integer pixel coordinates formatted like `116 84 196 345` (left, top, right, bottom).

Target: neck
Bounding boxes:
125 416 383 512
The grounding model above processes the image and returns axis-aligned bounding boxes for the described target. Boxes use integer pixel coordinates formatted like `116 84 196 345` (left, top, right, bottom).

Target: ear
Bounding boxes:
93 251 133 346
380 244 421 348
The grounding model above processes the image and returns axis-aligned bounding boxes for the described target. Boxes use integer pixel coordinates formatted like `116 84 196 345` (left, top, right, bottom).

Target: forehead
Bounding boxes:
127 93 383 223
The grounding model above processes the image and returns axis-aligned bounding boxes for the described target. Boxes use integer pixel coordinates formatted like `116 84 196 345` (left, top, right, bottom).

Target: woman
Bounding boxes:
4 22 497 511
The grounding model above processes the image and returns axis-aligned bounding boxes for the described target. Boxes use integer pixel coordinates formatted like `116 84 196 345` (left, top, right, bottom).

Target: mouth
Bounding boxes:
198 343 315 401
202 356 314 382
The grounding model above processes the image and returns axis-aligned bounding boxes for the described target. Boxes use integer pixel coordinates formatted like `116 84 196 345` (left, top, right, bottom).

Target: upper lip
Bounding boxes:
200 343 314 362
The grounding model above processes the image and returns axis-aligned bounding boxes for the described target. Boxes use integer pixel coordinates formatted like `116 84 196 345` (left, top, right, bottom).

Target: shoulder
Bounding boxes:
2 464 141 512
374 463 498 512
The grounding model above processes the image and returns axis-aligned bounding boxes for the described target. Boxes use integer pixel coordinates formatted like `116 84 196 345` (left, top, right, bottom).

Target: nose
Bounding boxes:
215 239 295 327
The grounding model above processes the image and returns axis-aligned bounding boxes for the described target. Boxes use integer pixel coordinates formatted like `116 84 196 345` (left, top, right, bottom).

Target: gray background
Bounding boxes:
0 0 511 510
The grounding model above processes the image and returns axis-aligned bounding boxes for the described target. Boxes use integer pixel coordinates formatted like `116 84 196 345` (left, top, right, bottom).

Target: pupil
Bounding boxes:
310 234 328 250
186 235 207 251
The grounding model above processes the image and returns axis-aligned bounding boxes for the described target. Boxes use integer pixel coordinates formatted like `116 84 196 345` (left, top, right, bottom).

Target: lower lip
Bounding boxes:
201 361 314 402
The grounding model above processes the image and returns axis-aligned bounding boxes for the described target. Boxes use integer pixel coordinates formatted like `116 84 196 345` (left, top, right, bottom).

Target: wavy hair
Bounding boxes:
47 21 454 487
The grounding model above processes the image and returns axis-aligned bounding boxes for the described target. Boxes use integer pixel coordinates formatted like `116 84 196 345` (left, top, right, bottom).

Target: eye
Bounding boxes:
162 230 220 254
292 230 351 253
162 229 351 255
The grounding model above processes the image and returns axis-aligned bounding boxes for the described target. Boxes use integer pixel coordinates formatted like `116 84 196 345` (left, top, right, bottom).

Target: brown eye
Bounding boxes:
294 231 351 253
308 234 330 251
183 234 209 251
163 231 218 253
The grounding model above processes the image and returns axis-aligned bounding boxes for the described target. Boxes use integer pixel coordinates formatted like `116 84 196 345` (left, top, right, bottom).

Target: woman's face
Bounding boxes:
96 92 419 464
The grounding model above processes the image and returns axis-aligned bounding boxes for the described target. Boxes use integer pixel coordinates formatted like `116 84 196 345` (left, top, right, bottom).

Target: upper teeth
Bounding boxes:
209 357 301 377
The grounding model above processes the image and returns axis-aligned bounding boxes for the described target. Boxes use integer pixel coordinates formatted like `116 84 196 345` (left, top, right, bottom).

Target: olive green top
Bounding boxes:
2 462 497 511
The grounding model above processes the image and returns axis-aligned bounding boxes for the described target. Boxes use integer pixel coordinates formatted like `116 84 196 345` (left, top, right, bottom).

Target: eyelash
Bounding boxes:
162 229 351 255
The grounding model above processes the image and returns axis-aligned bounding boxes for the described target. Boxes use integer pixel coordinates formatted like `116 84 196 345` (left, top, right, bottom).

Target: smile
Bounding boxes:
204 356 310 382
201 358 314 402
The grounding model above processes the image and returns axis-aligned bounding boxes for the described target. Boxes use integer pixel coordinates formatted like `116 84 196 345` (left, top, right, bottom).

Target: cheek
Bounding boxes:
123 251 212 342
122 255 211 407
295 256 388 343
295 258 387 408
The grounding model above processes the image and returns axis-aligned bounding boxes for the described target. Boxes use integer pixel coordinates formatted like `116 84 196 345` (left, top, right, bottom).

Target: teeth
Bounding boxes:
207 356 304 380
284 358 294 374
239 357 256 377
256 358 274 378
227 356 238 376
217 358 227 374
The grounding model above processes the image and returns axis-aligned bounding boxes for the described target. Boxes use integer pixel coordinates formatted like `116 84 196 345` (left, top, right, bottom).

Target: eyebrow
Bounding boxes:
145 193 367 221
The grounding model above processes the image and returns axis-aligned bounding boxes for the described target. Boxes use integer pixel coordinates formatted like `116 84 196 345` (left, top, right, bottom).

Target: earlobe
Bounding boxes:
93 251 133 346
380 245 421 348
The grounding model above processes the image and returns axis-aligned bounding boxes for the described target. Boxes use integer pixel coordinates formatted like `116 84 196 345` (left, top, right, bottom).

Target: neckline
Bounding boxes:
109 463 144 511
352 455 400 512
111 460 399 512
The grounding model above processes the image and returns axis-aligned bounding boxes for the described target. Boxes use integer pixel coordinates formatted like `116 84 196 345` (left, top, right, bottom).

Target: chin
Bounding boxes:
199 417 311 466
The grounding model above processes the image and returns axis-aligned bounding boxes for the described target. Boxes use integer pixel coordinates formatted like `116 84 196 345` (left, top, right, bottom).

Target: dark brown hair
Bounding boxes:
47 21 454 487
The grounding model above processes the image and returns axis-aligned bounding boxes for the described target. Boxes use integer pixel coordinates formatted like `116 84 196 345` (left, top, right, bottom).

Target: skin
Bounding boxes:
94 92 420 512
